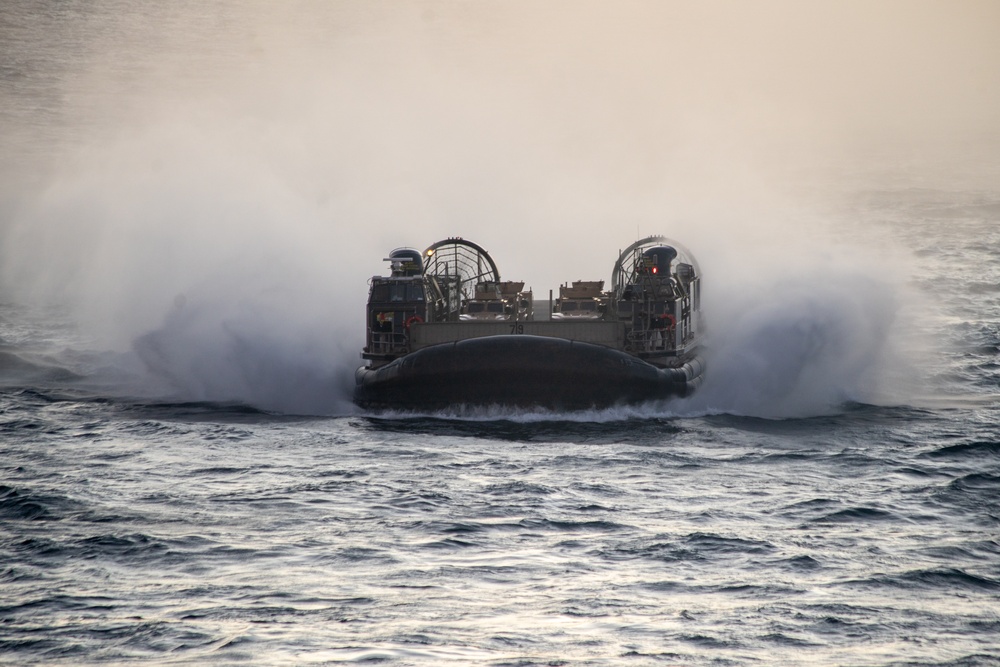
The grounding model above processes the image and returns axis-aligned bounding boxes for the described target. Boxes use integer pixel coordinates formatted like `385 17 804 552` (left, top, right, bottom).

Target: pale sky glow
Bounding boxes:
1 1 998 349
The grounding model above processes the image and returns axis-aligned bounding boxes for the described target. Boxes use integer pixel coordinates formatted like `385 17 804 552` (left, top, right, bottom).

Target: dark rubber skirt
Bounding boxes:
354 334 701 411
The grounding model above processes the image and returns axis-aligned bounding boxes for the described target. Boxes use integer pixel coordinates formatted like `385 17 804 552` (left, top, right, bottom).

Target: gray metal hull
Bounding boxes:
354 334 702 411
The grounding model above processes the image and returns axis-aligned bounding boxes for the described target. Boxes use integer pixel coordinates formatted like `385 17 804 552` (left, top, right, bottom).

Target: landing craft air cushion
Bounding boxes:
354 236 704 411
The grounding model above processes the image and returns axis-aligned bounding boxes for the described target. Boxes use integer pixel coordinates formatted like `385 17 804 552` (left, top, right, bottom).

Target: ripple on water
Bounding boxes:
922 440 1000 459
840 567 1000 593
948 472 1000 491
0 485 86 522
482 481 558 496
807 506 903 524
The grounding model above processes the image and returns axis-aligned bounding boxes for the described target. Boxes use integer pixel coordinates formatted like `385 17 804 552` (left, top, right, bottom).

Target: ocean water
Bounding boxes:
2 195 999 666
3 2 1000 665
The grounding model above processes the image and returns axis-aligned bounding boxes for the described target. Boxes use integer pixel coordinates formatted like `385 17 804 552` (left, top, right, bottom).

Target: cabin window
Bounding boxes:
561 302 577 312
389 284 407 302
487 303 504 313
579 301 597 312
467 303 485 313
370 282 425 303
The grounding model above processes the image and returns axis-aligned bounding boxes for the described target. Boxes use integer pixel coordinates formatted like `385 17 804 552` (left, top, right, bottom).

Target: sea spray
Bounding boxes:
0 2 943 418
1 124 372 414
692 270 899 418
4 144 916 418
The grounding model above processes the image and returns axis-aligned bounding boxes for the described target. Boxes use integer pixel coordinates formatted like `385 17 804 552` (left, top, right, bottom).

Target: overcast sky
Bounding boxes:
2 0 998 337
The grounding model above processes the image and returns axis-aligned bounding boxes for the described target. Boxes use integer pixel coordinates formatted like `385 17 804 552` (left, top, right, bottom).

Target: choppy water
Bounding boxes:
3 2 1000 665
2 193 999 666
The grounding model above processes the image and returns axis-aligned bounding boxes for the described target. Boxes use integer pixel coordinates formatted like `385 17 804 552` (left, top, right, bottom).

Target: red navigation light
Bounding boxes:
652 266 658 274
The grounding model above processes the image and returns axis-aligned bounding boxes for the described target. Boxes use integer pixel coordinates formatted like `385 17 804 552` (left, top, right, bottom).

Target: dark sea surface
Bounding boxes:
2 196 999 666
3 2 1000 665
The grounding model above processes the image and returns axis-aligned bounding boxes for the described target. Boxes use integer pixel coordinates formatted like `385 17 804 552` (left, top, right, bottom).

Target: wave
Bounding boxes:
0 485 69 522
844 567 1000 592
807 506 901 524
923 441 1000 460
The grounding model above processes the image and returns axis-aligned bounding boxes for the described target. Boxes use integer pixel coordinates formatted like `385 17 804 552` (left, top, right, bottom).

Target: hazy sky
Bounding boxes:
1 0 998 340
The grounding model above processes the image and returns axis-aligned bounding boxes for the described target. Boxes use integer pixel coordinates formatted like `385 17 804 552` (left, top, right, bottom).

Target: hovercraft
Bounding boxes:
354 236 704 411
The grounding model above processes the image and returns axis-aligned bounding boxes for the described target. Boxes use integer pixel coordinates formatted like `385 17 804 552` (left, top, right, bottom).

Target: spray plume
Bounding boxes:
2 1 995 416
